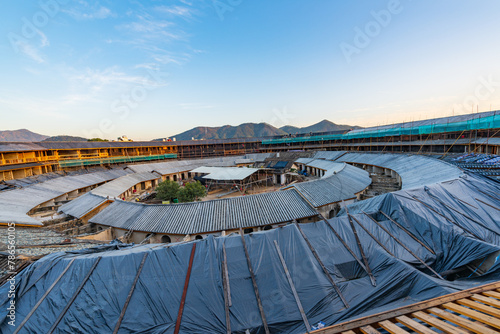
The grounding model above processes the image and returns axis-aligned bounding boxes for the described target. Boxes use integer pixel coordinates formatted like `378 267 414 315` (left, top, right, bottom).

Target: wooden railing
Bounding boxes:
312 281 500 334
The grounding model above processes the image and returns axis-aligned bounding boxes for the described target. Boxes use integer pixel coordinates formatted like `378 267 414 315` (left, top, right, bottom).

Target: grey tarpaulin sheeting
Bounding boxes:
1 173 500 333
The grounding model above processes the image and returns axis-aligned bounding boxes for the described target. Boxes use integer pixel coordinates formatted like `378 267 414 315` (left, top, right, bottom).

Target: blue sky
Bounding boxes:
1 1 500 140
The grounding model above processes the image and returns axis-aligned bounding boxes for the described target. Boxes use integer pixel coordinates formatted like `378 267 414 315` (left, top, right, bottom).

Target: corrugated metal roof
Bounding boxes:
36 141 176 150
234 158 253 164
295 158 315 164
125 156 243 174
0 142 46 152
58 172 160 218
303 159 343 172
90 189 317 234
0 162 45 172
337 152 464 189
285 163 371 207
58 193 108 219
190 167 259 180
313 151 347 161
244 153 273 162
0 169 129 225
91 172 159 198
474 138 500 145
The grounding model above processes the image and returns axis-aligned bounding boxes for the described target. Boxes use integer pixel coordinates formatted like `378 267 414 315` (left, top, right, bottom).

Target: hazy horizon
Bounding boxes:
2 1 500 140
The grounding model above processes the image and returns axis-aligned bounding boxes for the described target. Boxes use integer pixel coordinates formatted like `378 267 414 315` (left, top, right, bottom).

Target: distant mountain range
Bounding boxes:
42 135 87 142
0 130 88 142
162 123 286 141
0 129 48 142
1 119 361 142
280 119 360 134
162 120 361 141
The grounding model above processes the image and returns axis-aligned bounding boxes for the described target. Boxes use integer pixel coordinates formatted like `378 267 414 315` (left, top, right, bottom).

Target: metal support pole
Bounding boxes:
48 257 102 334
174 244 197 334
239 228 270 334
394 193 483 240
113 253 149 334
274 240 311 333
379 211 435 255
293 221 349 308
222 243 232 334
319 216 374 286
348 214 394 257
14 258 76 334
362 211 444 279
344 206 376 286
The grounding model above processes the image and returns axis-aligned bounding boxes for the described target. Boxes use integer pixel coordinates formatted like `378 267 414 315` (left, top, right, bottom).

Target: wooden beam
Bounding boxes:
378 320 410 334
442 302 500 330
345 207 376 286
428 306 498 334
349 214 395 257
222 243 232 307
395 315 439 334
400 194 482 240
48 257 102 334
470 293 500 308
457 298 500 318
412 311 468 334
360 325 382 334
221 243 231 334
174 244 197 334
483 291 500 299
14 258 76 334
239 228 270 334
321 218 370 284
475 198 500 211
362 211 443 279
294 221 349 308
113 253 149 334
425 194 500 236
18 257 65 299
378 210 435 255
310 281 500 333
274 240 311 333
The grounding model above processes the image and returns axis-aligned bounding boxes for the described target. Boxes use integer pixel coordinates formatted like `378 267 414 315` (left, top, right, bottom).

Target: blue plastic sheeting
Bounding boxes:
1 173 500 333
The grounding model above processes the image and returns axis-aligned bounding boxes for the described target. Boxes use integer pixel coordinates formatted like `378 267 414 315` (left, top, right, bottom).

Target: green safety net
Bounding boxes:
262 113 500 144
58 153 177 168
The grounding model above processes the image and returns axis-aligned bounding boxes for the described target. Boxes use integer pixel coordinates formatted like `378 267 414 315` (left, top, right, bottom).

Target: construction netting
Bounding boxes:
263 111 500 144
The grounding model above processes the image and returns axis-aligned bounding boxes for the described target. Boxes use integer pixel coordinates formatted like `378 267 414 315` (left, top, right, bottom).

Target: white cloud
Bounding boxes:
39 31 49 48
71 67 151 92
63 2 113 20
16 41 45 63
118 16 184 42
155 5 194 19
8 28 49 63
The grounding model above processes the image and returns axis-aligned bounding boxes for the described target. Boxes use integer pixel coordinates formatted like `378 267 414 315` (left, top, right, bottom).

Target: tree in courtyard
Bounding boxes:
156 179 180 202
178 181 207 203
